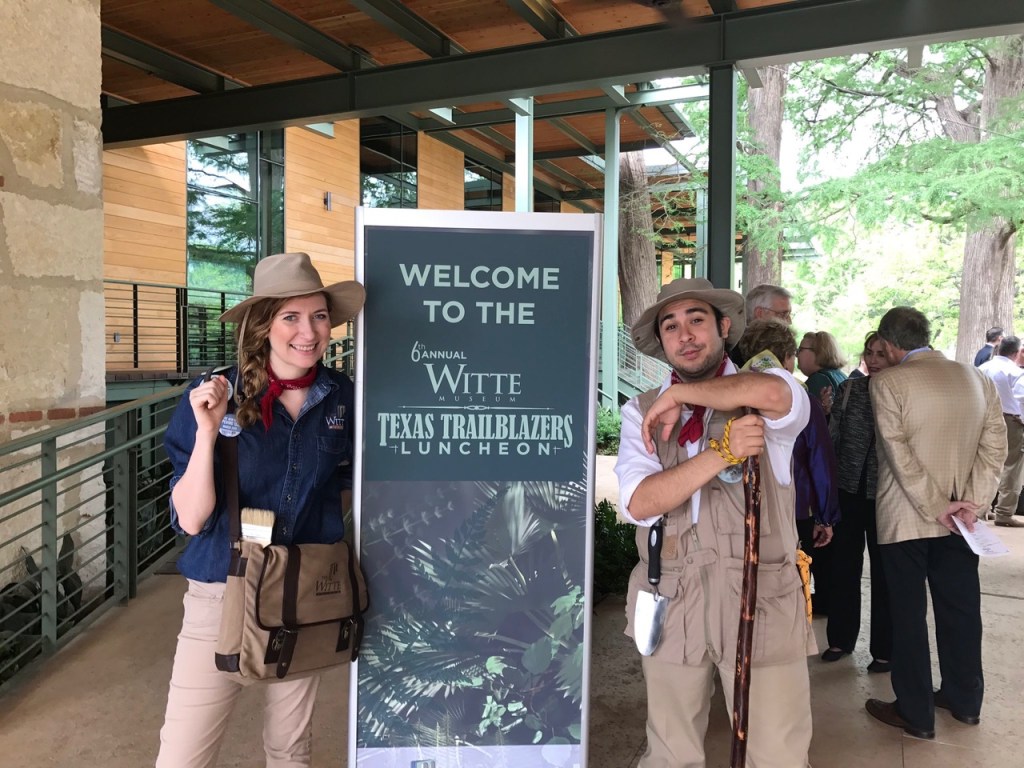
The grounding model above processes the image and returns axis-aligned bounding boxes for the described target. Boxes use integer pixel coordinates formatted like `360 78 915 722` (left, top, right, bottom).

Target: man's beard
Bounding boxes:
671 340 726 381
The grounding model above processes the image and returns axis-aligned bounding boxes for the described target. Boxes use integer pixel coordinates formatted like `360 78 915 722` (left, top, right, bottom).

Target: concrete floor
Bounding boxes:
2 455 1022 767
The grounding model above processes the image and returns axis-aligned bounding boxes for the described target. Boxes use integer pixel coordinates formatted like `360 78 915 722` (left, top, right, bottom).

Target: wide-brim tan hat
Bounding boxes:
219 252 365 327
632 277 745 362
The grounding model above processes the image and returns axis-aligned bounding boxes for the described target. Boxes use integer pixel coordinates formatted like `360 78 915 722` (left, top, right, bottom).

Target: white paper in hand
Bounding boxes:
952 517 1010 557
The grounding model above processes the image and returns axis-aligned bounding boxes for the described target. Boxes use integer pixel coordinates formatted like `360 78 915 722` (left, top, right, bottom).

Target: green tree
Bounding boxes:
788 37 1024 361
742 64 791 291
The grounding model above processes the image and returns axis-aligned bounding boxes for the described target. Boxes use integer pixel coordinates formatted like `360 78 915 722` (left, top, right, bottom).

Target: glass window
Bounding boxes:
186 130 284 368
186 130 284 293
465 162 502 210
361 118 417 208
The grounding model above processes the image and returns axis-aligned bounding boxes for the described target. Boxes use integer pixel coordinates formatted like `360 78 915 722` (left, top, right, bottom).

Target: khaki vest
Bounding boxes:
624 389 817 665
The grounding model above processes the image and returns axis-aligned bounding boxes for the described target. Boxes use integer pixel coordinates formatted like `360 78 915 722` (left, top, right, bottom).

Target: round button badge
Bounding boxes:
219 413 242 437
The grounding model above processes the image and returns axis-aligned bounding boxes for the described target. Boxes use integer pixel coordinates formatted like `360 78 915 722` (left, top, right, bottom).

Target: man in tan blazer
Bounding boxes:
865 306 1006 740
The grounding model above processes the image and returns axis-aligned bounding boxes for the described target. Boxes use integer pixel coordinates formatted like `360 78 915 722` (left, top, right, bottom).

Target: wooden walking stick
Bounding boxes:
729 448 762 768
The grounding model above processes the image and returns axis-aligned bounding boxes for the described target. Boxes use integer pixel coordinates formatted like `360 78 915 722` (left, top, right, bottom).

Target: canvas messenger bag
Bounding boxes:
214 434 369 680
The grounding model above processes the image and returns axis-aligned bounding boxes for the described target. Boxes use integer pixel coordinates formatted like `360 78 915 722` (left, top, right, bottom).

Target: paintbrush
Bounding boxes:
240 508 275 546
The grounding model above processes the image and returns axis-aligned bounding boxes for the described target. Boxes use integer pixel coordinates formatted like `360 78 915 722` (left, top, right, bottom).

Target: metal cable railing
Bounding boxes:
0 388 184 688
105 279 355 379
105 279 249 376
616 324 669 393
0 337 355 689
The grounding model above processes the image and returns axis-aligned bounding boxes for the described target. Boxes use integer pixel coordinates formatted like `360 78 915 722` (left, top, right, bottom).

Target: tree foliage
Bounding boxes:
787 38 1024 360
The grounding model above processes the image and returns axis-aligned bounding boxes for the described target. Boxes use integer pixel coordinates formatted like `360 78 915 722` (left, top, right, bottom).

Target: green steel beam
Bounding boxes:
419 85 709 132
657 103 696 139
536 162 595 194
625 110 699 174
528 140 655 159
706 64 736 289
514 97 535 211
476 126 594 194
104 0 1024 147
424 131 565 202
101 27 243 93
348 0 465 58
503 0 577 39
208 0 372 71
600 108 621 408
550 118 601 158
603 85 631 106
708 0 738 14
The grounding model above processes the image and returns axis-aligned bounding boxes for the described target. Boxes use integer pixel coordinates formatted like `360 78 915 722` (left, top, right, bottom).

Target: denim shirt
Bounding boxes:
164 364 354 583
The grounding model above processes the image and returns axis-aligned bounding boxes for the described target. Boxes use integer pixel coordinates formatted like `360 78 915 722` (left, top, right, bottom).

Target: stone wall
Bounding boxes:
0 0 105 589
0 0 105 440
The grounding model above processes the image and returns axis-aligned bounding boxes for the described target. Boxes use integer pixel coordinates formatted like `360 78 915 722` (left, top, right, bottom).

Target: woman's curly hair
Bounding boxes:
737 318 797 366
232 297 290 428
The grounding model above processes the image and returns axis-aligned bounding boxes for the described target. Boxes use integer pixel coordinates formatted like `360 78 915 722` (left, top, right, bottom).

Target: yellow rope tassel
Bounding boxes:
796 548 813 625
709 418 743 465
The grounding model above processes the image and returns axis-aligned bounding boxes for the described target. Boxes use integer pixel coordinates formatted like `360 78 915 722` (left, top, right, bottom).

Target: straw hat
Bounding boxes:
219 252 365 327
631 277 745 362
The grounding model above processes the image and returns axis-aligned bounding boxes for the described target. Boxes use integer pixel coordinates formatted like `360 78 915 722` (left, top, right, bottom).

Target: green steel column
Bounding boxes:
707 63 737 289
694 187 708 279
600 107 620 407
112 413 132 603
511 97 534 211
40 437 58 653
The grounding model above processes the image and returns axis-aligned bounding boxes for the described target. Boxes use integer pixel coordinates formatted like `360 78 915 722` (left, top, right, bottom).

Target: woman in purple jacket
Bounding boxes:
737 320 840 560
818 331 894 672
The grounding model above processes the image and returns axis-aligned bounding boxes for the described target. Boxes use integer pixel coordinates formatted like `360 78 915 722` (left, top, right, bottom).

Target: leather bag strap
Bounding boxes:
216 434 242 545
282 544 302 630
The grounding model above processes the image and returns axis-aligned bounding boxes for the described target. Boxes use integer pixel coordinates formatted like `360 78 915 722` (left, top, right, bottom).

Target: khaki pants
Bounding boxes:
639 654 812 768
994 415 1024 522
156 580 321 768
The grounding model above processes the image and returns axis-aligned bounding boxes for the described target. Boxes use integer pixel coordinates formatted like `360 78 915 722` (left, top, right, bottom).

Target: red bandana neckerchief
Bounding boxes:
260 363 318 431
671 355 729 446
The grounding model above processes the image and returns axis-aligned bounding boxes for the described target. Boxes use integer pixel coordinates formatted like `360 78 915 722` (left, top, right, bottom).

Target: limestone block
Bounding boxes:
0 284 75 407
0 192 102 280
0 100 63 189
78 290 106 401
73 119 102 196
0 454 41 579
0 0 101 112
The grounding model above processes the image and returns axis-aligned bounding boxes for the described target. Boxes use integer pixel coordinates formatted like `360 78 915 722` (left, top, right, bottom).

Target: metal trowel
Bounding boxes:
634 520 669 656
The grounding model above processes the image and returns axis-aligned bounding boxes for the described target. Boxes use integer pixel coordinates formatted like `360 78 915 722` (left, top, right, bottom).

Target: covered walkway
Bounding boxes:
2 458 1023 767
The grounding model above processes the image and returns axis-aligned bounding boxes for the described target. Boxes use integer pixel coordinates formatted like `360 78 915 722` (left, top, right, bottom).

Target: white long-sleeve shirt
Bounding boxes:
979 355 1024 417
614 364 809 527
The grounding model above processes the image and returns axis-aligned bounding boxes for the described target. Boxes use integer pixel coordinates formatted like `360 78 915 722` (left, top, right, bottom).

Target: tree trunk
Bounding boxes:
742 65 789 292
956 225 1017 362
952 36 1024 362
618 151 661 328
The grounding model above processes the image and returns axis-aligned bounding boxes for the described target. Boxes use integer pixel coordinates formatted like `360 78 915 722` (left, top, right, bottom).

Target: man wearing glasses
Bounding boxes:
746 284 793 324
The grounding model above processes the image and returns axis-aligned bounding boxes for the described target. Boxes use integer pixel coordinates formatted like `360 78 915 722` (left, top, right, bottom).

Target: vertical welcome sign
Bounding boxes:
352 208 600 768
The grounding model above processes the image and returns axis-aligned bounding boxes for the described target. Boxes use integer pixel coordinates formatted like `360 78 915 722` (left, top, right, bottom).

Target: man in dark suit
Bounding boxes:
866 307 1005 740
974 327 1003 366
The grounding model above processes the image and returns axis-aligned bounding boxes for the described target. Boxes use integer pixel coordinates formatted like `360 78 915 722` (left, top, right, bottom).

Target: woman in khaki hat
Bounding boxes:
156 252 364 767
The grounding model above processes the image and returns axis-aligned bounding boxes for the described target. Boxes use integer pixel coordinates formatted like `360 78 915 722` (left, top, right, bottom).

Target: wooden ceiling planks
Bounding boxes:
276 1 432 66
557 0 666 35
103 0 345 87
101 56 200 103
97 0 798 172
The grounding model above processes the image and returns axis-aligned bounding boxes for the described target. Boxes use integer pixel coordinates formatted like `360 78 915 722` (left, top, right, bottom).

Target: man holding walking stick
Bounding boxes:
615 278 816 768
